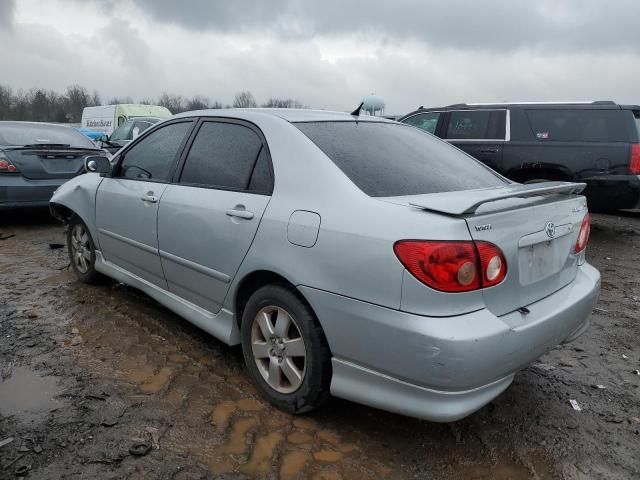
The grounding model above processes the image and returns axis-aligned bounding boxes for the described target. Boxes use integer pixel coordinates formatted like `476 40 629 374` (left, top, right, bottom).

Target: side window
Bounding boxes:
119 122 191 181
446 110 505 140
248 147 274 193
180 122 265 190
525 109 631 142
403 112 440 134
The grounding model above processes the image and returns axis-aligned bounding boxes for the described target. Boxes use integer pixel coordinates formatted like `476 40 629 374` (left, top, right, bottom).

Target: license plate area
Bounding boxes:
518 239 567 285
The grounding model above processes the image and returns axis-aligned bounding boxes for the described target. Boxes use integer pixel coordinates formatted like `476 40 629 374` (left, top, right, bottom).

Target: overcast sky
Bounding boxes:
1 0 639 113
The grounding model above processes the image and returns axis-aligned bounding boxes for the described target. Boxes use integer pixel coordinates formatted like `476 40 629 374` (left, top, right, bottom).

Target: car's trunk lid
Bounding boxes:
4 147 96 179
390 182 588 316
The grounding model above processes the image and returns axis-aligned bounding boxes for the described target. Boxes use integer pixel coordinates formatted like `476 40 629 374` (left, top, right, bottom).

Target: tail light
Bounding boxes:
394 240 507 292
0 151 18 173
574 214 590 253
630 144 640 174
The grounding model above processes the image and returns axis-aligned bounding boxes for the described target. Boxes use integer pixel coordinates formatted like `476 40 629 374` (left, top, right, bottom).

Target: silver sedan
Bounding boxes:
50 109 600 421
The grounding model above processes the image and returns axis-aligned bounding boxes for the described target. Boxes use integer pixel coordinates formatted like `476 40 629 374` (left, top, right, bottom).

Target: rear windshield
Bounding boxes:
295 121 506 197
0 123 97 149
525 109 632 142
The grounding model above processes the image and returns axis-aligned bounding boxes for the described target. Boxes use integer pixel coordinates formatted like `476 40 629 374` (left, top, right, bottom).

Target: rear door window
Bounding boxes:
295 121 506 197
403 112 440 134
525 109 631 142
445 110 506 140
180 121 271 192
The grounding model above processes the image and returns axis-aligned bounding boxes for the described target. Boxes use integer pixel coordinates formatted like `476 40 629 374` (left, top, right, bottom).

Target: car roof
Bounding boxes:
173 108 393 123
402 101 640 118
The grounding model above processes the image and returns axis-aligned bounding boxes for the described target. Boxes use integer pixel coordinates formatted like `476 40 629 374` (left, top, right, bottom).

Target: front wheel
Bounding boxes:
67 216 104 284
240 285 332 414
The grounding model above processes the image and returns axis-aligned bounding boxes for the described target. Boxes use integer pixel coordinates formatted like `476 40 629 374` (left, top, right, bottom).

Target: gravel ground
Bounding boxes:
0 209 638 480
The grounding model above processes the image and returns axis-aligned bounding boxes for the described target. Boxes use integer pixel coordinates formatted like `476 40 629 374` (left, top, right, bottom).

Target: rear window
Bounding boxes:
0 123 97 149
295 121 506 197
525 109 631 142
445 110 506 140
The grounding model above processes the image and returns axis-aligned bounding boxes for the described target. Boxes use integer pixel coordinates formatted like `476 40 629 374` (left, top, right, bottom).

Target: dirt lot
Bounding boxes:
0 209 638 480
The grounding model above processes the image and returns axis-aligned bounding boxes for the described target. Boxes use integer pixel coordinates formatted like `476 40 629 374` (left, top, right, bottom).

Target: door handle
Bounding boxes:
226 207 254 220
140 192 158 203
480 148 499 154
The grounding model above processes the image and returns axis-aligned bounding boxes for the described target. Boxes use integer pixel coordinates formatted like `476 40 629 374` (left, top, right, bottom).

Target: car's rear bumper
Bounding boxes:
583 174 640 210
300 262 600 422
0 175 68 209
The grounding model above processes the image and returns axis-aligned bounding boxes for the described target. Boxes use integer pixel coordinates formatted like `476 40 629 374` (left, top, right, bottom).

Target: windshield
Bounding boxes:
295 121 507 197
0 122 97 149
110 118 159 142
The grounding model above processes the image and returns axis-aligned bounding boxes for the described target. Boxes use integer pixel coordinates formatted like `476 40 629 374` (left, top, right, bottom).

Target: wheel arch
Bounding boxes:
233 269 315 331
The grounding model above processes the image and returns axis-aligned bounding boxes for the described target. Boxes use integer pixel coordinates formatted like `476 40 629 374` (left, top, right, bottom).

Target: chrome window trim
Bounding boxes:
402 110 444 122
443 108 509 142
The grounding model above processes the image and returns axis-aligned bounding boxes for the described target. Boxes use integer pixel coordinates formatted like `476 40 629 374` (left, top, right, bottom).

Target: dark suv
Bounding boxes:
399 101 640 210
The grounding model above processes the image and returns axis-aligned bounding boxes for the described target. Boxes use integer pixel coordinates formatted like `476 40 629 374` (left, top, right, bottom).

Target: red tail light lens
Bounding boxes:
476 241 508 287
394 240 506 292
631 144 640 174
574 214 590 253
0 153 18 173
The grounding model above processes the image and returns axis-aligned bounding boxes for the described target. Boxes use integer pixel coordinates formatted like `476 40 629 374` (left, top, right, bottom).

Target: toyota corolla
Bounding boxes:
50 109 600 421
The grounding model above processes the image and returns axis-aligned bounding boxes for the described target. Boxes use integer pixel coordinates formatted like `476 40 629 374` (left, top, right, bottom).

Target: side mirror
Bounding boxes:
84 155 112 174
97 134 109 143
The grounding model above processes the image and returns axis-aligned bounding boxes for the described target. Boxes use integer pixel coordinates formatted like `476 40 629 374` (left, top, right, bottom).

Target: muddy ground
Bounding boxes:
0 209 638 480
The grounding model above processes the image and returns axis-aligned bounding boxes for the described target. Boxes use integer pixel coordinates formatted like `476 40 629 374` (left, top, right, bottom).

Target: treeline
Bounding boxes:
0 85 306 123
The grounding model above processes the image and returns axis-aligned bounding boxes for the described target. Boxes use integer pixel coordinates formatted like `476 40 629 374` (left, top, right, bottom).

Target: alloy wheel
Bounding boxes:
251 306 307 394
70 223 91 274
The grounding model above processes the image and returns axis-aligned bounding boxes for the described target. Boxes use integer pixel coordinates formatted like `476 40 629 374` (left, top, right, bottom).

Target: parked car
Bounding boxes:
50 109 600 422
95 117 163 154
77 128 105 141
0 121 106 209
399 101 640 211
81 104 171 137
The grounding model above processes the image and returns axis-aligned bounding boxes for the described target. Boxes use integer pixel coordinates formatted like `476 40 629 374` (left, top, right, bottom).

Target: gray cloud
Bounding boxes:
131 0 640 53
1 0 640 114
0 0 15 28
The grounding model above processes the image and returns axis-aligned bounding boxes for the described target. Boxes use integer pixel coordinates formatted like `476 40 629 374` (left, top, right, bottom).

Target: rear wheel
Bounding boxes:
240 284 331 414
67 216 103 284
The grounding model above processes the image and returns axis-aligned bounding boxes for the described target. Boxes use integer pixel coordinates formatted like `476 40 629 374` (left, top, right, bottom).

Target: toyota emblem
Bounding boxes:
545 222 556 239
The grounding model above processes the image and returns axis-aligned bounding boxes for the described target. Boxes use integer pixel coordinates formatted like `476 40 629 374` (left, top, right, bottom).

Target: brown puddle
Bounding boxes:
448 450 556 480
0 366 62 420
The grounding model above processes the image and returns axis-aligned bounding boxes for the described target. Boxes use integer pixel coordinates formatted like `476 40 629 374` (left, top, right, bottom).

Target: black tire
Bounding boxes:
240 284 332 414
66 215 104 284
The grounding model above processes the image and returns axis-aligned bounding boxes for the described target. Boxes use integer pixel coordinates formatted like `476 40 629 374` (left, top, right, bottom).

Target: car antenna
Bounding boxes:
351 102 364 116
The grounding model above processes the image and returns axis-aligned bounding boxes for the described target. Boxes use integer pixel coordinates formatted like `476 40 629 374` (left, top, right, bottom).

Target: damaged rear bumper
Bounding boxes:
300 263 600 422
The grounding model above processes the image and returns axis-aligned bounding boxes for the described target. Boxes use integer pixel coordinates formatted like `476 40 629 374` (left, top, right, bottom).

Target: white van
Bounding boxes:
81 104 172 136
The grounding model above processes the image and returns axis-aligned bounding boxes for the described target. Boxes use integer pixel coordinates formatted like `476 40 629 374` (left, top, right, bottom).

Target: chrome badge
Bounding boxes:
544 221 556 239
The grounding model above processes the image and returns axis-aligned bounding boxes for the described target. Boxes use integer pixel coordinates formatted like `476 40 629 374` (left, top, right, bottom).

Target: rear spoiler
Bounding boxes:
408 182 586 216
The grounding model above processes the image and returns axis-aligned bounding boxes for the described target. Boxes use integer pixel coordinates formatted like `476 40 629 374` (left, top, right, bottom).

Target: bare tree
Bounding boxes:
232 91 257 108
185 95 210 111
107 96 134 105
0 84 308 122
65 85 92 122
157 92 185 113
261 97 304 108
90 90 101 106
